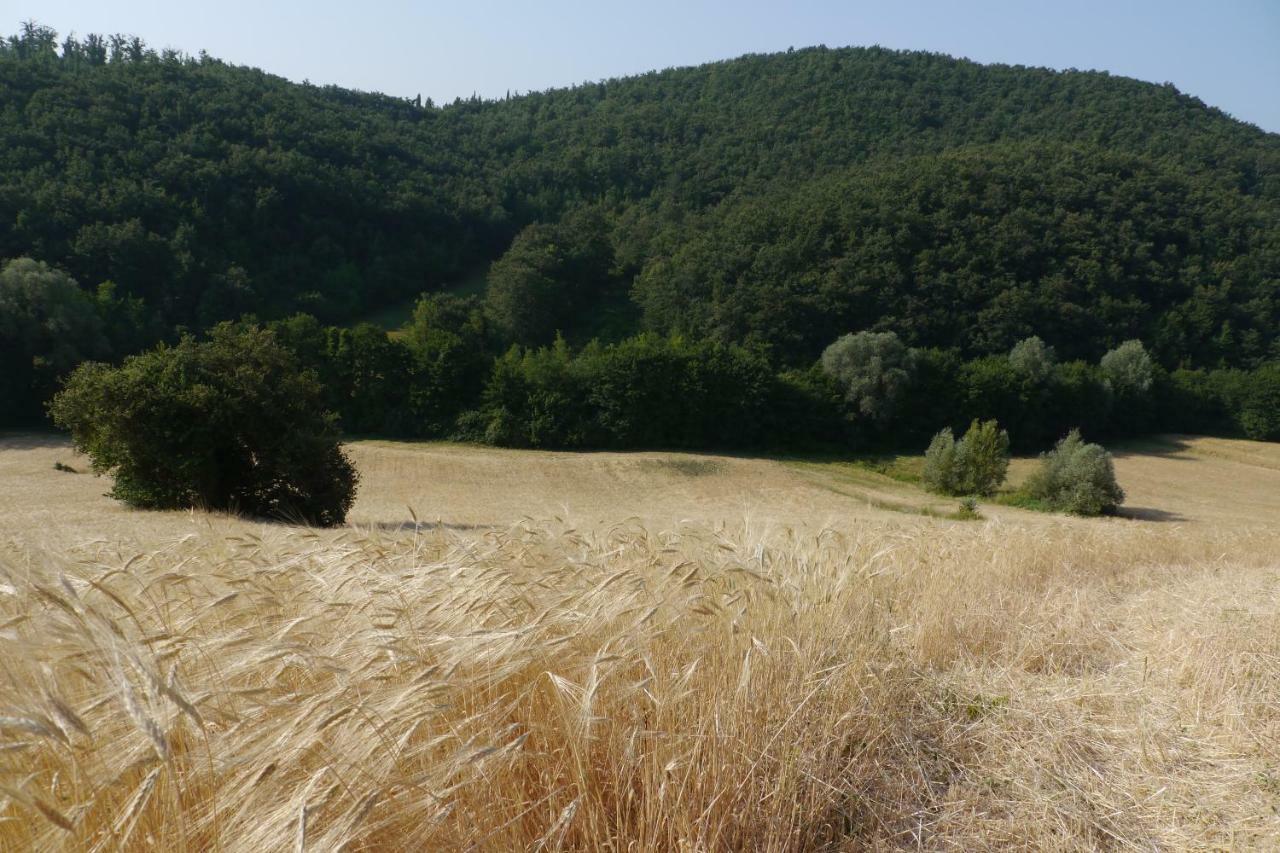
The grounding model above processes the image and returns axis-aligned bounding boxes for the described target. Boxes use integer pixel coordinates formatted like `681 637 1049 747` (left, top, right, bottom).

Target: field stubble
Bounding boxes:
0 435 1277 849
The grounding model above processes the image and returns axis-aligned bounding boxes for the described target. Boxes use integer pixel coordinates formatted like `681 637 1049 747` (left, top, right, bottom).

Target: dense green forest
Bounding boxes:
2 21 1277 448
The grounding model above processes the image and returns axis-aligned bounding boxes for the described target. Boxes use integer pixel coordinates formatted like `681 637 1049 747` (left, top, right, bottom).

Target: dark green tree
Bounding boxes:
403 293 491 436
1237 364 1280 441
49 324 358 525
0 258 108 424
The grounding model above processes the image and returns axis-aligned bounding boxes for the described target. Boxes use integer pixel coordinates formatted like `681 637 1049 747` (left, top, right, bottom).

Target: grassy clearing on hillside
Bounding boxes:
0 435 1278 849
357 267 491 335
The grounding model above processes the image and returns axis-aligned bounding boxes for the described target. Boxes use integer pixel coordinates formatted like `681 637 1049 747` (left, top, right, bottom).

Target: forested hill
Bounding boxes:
2 23 1278 382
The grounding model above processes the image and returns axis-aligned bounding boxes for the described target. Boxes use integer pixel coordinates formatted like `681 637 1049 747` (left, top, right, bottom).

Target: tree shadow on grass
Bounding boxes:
0 430 71 450
1109 434 1197 460
1115 506 1187 523
358 520 497 533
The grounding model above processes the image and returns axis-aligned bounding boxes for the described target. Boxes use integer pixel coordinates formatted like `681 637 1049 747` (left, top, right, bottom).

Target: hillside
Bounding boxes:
2 23 1277 364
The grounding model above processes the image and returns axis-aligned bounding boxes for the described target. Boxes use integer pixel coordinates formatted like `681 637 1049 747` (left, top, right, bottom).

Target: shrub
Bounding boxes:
948 498 982 521
1022 429 1124 516
49 324 358 526
819 331 917 424
923 427 960 493
954 419 1011 495
923 419 1010 496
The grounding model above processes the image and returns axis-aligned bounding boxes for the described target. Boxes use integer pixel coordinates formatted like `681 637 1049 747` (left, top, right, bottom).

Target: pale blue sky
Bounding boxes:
13 0 1280 132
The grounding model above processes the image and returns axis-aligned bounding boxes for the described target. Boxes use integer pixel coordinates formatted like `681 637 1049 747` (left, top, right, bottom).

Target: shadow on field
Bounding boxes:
1116 506 1187 523
361 520 497 533
1110 434 1196 459
0 431 70 450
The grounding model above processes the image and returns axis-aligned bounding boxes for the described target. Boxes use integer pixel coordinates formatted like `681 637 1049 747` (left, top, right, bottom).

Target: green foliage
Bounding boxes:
49 324 358 525
1162 364 1280 441
922 429 960 494
1008 336 1056 383
891 348 962 448
473 334 777 450
1050 361 1115 441
948 498 982 521
766 365 852 449
1100 339 1157 435
1022 430 1125 516
955 419 1012 496
954 354 1107 452
1237 364 1280 441
328 324 415 436
1100 340 1155 396
485 214 616 347
1166 368 1240 435
632 145 1280 367
4 25 1279 449
4 25 1278 377
0 258 109 424
820 331 917 424
403 294 491 436
923 419 1010 496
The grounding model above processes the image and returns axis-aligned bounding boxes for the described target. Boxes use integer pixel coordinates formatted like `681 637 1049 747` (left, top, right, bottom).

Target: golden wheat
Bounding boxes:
0 434 1277 849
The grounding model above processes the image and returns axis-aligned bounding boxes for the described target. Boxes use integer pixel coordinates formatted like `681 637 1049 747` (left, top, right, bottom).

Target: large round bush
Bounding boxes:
50 324 358 526
1023 429 1124 516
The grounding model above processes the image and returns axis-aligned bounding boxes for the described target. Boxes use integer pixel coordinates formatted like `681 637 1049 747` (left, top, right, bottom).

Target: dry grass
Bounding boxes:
0 434 1278 849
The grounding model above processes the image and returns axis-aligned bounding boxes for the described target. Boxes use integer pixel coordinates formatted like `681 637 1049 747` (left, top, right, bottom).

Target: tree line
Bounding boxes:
2 24 1277 397
44 301 1276 526
6 254 1279 448
3 22 1278 475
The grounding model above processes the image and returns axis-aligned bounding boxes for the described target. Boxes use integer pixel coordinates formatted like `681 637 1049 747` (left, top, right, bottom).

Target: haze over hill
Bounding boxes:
2 24 1277 367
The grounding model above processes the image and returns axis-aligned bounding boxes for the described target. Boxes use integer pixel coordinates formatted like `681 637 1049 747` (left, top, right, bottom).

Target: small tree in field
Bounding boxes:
1023 429 1124 516
50 324 358 526
953 419 1011 496
923 419 1010 496
923 427 961 494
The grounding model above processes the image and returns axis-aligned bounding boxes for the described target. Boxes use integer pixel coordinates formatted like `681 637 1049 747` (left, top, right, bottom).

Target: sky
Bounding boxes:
11 0 1280 132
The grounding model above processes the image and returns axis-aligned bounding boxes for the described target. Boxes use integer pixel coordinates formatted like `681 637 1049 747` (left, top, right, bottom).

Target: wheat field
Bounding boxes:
0 434 1277 850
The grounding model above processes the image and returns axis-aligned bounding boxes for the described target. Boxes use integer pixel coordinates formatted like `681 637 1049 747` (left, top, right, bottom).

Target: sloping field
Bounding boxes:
0 434 1277 849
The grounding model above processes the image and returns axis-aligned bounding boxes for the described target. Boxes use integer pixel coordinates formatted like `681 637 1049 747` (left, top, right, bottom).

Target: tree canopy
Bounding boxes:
49 324 358 525
2 22 1278 452
2 23 1276 367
